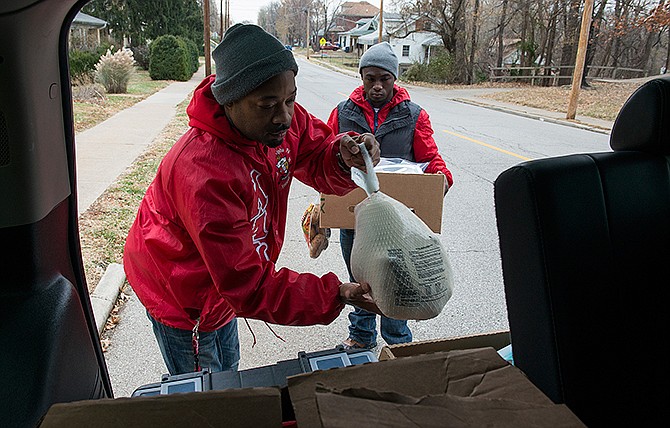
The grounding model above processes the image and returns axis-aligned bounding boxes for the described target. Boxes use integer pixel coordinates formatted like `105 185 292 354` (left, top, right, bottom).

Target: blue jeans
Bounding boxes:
340 229 412 347
148 312 240 375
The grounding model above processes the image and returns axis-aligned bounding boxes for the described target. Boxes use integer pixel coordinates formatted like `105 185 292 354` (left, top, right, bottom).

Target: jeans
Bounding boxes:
340 228 412 347
148 312 240 375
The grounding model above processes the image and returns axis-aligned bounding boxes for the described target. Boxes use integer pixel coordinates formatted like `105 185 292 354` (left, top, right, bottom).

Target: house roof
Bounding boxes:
340 17 376 36
358 32 378 44
421 35 443 47
341 1 379 18
382 11 402 21
73 12 107 29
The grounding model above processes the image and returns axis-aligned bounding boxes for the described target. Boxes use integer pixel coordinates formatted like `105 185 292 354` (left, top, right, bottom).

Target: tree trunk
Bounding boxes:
452 0 469 83
610 0 624 70
543 6 558 86
635 31 655 73
468 0 481 84
581 0 608 87
559 0 582 86
497 0 509 71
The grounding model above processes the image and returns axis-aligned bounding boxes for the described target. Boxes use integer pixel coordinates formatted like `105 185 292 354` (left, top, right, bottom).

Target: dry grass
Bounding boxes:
478 80 642 122
73 69 170 133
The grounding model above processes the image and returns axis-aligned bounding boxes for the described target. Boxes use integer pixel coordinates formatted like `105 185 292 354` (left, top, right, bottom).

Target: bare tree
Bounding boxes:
395 0 469 82
259 2 282 38
468 0 481 83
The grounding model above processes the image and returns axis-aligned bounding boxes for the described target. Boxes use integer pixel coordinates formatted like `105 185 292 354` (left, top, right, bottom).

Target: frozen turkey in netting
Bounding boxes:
349 144 453 320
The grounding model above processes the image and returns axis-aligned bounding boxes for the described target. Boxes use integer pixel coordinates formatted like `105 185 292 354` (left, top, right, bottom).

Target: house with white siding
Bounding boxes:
353 13 443 77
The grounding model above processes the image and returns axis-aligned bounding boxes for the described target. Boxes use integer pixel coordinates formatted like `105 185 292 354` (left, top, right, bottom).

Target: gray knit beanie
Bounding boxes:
211 24 298 105
359 42 398 79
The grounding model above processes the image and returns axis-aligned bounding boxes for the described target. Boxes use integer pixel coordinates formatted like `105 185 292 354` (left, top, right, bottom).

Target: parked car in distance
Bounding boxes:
320 42 340 51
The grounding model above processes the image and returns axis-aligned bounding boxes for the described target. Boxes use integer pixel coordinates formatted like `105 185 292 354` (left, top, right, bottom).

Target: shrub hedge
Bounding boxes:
69 50 99 83
149 35 192 81
131 45 150 71
180 37 200 74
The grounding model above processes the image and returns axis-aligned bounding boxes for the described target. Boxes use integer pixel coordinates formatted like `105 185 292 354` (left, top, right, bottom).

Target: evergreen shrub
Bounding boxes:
131 45 151 71
149 35 191 81
69 50 99 84
179 37 200 74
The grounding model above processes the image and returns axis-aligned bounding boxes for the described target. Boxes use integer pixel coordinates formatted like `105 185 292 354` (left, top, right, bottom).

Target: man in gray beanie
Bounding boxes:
358 41 399 79
210 23 299 106
124 24 381 375
328 41 453 351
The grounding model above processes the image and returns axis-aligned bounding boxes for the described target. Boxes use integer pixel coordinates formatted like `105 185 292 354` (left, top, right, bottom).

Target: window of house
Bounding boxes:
424 22 431 30
402 45 410 57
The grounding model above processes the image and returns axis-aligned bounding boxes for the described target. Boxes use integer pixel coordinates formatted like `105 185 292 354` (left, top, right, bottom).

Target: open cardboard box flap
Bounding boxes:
378 330 511 361
315 385 583 428
288 347 584 428
319 172 445 233
38 387 282 428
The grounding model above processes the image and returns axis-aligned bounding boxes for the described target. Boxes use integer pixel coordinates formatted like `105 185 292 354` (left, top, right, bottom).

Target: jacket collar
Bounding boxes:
348 84 410 113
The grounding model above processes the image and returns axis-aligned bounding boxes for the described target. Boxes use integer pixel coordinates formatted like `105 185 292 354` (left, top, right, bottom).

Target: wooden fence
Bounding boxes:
489 65 647 85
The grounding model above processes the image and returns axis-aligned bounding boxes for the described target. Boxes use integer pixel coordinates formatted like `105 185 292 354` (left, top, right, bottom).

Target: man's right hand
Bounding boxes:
339 282 382 315
339 133 380 172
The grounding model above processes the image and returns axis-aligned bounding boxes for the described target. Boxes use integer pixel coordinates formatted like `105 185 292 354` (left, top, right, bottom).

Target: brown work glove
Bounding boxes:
301 203 331 258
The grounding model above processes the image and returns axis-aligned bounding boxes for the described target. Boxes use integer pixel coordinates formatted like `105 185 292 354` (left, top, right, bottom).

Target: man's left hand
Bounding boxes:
339 133 380 172
339 281 382 315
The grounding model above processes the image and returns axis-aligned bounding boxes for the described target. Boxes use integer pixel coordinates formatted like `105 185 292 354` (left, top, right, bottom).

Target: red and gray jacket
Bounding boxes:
328 85 453 187
123 75 356 332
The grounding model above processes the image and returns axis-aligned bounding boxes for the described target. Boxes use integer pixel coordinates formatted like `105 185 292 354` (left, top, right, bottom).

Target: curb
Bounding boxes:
453 98 612 135
303 55 359 79
90 263 126 335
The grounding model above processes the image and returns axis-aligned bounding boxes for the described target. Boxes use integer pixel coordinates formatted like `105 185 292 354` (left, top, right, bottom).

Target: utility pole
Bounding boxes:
204 0 211 76
566 0 594 120
378 0 383 43
220 0 223 39
306 7 310 59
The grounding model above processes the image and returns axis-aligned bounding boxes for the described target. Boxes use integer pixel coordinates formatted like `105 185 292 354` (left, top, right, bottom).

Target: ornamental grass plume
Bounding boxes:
94 47 135 94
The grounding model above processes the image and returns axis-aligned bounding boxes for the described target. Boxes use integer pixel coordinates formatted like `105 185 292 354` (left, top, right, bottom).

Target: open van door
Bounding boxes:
0 1 113 426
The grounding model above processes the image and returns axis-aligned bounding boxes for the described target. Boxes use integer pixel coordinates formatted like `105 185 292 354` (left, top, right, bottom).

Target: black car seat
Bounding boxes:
494 76 670 426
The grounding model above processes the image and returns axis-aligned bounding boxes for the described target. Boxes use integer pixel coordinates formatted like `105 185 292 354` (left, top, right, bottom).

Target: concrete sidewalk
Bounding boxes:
80 67 206 335
76 68 205 214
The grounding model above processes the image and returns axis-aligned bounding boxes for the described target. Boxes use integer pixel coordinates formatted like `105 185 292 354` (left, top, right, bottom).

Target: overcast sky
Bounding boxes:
224 0 383 25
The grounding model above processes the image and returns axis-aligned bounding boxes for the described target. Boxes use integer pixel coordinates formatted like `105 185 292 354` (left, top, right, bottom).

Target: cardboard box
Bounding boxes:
319 172 445 233
378 330 511 361
288 347 584 428
38 387 282 428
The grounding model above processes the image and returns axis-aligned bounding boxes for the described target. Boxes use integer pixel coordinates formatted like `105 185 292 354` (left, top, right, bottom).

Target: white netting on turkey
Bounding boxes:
349 143 454 320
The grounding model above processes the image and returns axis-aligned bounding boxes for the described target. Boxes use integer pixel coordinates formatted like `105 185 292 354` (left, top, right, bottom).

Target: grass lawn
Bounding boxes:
479 81 641 122
73 69 171 133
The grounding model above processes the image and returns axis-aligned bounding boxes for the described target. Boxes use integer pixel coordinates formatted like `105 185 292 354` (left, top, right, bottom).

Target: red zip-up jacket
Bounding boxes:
123 75 356 331
328 85 453 188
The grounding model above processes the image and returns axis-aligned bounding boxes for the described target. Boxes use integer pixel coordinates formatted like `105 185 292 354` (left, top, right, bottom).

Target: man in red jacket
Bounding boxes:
123 24 380 375
327 42 453 350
